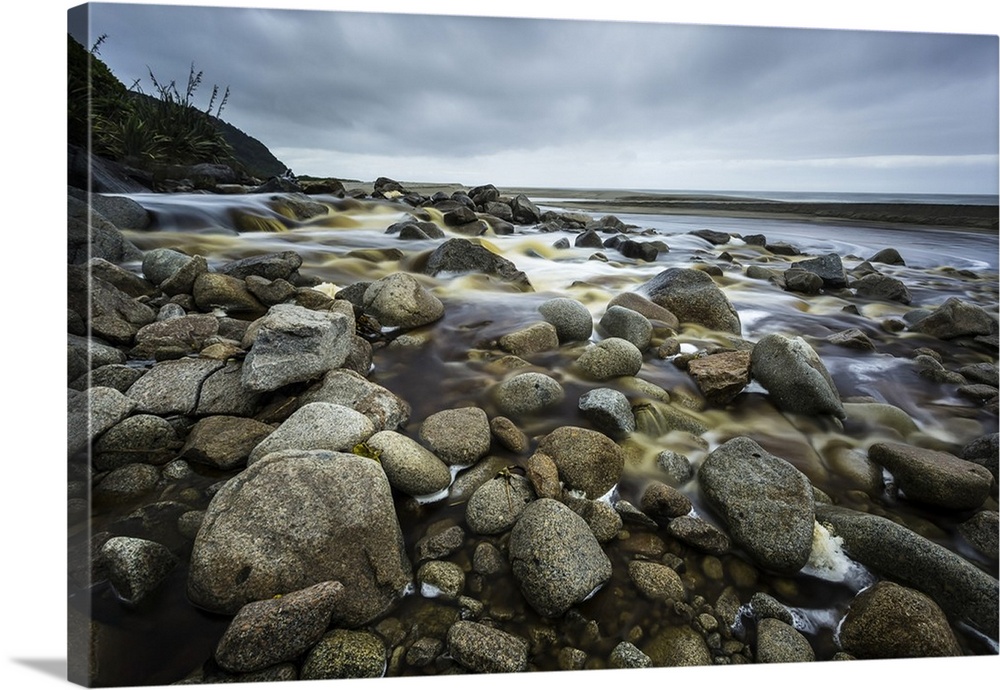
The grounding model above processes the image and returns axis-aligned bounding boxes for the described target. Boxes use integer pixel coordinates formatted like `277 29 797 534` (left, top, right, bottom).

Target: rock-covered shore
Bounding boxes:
68 174 999 685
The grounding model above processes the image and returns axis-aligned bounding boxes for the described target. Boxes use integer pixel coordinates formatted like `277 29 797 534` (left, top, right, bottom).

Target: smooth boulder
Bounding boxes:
750 333 845 419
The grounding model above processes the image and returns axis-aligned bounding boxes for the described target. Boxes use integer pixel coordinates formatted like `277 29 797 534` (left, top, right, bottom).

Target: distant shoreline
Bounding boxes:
314 180 999 232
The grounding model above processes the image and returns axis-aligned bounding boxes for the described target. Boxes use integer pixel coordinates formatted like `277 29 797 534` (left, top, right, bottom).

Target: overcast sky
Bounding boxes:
71 1 999 195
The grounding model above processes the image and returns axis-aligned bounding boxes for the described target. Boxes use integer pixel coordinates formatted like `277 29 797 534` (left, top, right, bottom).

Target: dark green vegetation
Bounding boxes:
68 34 286 180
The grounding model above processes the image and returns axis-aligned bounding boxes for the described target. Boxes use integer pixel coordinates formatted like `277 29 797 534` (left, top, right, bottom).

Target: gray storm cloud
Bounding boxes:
81 3 998 191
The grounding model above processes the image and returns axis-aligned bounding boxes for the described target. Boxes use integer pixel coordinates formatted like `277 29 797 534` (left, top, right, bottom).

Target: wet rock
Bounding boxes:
957 383 999 402
219 251 303 282
447 620 529 673
959 362 1000 386
633 400 709 437
643 626 712 666
575 229 604 248
419 407 492 466
300 369 411 431
816 503 999 639
962 433 999 483
489 416 529 454
913 354 966 384
72 363 143 393
414 525 465 564
689 229 731 245
698 437 815 574
249 402 375 465
838 581 961 658
607 292 680 330
578 388 635 440
640 481 693 521
868 247 905 265
93 414 180 471
666 516 731 555
472 542 508 576
187 450 412 626
406 637 444 667
94 463 161 503
782 268 824 295
912 296 998 339
493 372 565 418
497 321 559 356
755 618 815 663
509 498 613 617
424 238 531 289
99 536 177 605
958 511 998 559
750 592 793 624
367 430 453 497
538 297 594 343
599 306 652 351
300 630 386 680
536 426 624 499
575 338 644 380
362 272 444 329
628 560 685 601
619 239 659 261
525 452 562 500
132 314 220 360
750 333 845 419
509 194 541 224
851 272 912 304
194 362 263 417
792 253 848 288
826 328 876 352
640 267 741 334
609 641 652 668
686 350 751 405
573 498 623 543
869 441 992 510
142 248 195 286
193 273 266 316
126 359 225 415
656 450 694 485
465 474 535 535
67 194 143 264
215 581 345 673
240 304 351 392
74 270 157 345
88 258 156 299
417 561 465 599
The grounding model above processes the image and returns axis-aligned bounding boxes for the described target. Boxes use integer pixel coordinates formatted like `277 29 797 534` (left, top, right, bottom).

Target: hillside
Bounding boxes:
68 34 287 181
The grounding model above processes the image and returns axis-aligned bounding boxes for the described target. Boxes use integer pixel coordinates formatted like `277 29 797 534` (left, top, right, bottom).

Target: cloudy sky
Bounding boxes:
71 1 998 195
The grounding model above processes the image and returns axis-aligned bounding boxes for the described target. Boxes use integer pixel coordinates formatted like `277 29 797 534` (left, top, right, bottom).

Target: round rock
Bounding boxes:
419 407 492 466
493 372 565 418
538 297 594 343
536 426 624 499
362 272 444 329
509 498 613 617
575 338 644 380
367 430 453 497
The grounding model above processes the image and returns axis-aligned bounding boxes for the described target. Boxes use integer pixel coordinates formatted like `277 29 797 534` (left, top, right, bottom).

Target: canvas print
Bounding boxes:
67 2 999 687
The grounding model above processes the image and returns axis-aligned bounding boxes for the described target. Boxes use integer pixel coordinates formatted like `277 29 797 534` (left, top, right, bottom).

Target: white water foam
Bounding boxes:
801 522 876 591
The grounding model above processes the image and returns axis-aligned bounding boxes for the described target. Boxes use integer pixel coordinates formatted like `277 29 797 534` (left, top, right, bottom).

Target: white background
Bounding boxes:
2 1 997 689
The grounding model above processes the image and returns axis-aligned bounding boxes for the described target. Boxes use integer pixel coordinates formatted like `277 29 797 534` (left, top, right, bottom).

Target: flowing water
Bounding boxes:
73 189 999 685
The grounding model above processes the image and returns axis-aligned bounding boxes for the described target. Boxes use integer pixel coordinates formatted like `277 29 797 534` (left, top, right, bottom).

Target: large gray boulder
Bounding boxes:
536 426 624 499
575 338 644 380
639 267 741 334
424 238 532 290
299 369 411 431
366 430 453 497
214 581 345 673
248 402 375 465
67 386 136 457
750 333 845 419
126 359 225 415
538 297 593 343
698 437 815 574
837 581 961 659
362 272 444 329
869 442 992 510
493 372 565 419
792 253 848 288
187 450 412 626
912 297 997 339
418 407 491 466
240 304 352 392
509 499 612 617
67 194 143 265
816 503 999 639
